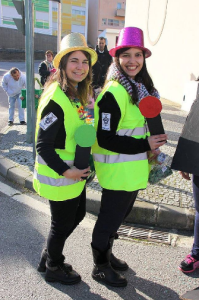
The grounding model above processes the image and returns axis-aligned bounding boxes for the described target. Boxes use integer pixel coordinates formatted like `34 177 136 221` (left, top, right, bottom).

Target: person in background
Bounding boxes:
178 173 199 273
170 93 199 299
91 27 167 287
33 33 97 285
1 67 26 126
93 37 112 91
38 50 54 86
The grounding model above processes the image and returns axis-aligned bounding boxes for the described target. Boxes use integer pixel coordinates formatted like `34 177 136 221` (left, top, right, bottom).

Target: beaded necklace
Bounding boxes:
70 97 93 124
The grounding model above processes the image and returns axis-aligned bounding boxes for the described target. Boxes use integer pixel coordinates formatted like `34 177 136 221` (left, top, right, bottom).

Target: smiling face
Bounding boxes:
65 51 89 86
119 47 144 79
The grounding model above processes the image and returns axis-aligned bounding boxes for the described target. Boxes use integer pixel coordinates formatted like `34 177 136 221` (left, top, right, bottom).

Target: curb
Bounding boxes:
0 155 195 231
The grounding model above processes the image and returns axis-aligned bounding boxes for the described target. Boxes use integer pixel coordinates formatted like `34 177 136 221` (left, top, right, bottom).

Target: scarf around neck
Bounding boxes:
45 60 53 71
106 63 160 105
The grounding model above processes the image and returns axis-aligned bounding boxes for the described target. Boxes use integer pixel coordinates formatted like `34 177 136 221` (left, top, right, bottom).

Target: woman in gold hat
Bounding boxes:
33 32 97 285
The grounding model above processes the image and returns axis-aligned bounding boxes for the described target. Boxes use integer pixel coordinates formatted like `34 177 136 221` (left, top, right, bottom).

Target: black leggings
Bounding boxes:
47 188 86 267
92 188 138 252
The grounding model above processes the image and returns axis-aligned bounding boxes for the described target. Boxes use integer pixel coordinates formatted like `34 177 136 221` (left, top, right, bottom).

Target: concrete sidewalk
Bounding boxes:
0 99 195 231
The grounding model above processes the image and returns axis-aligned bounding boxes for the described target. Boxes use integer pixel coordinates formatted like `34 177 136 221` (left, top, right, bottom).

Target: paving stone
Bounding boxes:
125 201 158 226
157 205 195 229
7 166 31 186
0 157 15 177
25 175 34 191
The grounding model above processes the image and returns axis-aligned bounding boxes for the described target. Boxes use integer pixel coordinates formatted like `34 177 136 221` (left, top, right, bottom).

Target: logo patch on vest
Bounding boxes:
39 112 58 131
102 113 111 131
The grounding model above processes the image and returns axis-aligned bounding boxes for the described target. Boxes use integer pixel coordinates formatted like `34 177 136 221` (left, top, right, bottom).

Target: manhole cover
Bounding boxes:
117 225 171 244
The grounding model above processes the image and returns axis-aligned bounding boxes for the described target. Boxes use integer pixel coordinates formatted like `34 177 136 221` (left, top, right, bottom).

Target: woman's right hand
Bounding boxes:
148 134 167 150
63 166 90 181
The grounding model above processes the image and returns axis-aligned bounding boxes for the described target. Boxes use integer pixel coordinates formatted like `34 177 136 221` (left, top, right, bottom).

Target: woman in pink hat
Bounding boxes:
91 27 167 287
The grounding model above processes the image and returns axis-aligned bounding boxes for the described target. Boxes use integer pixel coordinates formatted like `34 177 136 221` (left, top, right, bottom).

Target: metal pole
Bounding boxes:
31 2 36 159
25 0 35 158
57 1 61 52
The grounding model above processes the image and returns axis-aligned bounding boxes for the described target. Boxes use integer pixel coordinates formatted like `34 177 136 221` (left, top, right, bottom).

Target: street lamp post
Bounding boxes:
25 0 35 158
26 0 61 157
57 1 61 52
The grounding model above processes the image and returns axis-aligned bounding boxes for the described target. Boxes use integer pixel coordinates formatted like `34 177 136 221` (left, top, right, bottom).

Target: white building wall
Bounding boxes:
1 6 19 29
99 28 120 50
71 24 85 34
85 0 88 40
125 0 199 105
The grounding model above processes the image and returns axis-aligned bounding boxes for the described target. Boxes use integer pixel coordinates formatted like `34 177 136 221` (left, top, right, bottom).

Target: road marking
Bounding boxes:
0 181 50 216
0 181 95 229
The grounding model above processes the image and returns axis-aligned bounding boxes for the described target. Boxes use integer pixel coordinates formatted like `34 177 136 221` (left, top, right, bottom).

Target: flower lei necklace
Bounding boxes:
70 97 93 124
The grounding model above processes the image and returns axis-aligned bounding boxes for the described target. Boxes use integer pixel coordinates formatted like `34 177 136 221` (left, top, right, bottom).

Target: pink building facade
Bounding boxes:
88 0 126 48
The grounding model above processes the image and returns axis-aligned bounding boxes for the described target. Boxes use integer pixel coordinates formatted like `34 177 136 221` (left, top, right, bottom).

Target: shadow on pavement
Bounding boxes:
161 112 187 125
0 191 193 300
44 268 181 300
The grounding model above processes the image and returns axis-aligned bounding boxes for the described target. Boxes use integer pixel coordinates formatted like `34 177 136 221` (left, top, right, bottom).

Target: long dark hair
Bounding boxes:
44 50 93 106
114 47 156 104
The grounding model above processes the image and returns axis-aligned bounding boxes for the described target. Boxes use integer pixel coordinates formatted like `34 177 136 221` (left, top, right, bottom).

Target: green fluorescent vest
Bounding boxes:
33 82 85 201
92 81 150 192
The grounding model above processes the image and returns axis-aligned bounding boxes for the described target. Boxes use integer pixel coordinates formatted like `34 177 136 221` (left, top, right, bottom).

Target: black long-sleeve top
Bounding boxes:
38 61 51 86
36 100 70 175
97 92 151 154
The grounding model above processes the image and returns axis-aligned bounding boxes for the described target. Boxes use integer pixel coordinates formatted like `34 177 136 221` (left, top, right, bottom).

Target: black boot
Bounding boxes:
37 248 72 273
109 236 128 271
45 263 81 285
91 244 127 287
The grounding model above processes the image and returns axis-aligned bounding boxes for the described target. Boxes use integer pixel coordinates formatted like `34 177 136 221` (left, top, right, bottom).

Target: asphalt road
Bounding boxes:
0 175 198 300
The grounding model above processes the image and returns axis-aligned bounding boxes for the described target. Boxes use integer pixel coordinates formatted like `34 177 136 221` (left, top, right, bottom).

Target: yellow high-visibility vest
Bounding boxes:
33 82 85 201
92 81 150 191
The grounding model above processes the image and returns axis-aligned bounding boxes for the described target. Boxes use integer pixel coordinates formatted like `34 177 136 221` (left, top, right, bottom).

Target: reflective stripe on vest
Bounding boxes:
93 152 147 164
36 154 74 168
33 82 85 201
34 169 78 187
116 126 146 136
92 81 149 192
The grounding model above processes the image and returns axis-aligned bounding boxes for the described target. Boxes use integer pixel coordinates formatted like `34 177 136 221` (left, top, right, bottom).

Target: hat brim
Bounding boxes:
53 47 98 69
109 45 152 58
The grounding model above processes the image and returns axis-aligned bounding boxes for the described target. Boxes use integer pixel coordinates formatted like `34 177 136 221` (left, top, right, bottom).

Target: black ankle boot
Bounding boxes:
91 244 127 287
37 248 72 273
109 236 128 271
37 249 48 272
45 263 81 285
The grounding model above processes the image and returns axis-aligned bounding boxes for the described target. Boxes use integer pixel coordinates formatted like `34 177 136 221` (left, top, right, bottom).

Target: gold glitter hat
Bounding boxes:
53 32 98 69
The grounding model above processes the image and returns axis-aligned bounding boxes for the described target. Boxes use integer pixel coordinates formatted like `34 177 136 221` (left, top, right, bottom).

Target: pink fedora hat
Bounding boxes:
109 27 151 58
